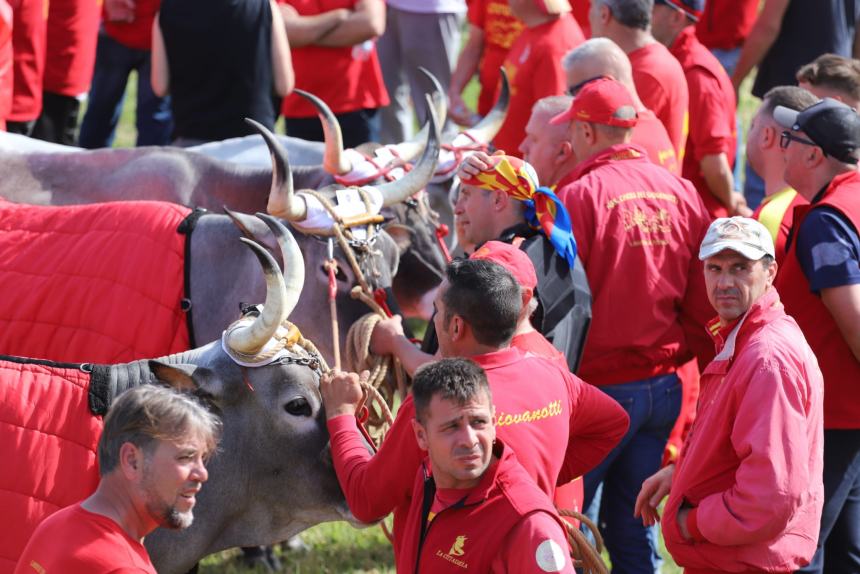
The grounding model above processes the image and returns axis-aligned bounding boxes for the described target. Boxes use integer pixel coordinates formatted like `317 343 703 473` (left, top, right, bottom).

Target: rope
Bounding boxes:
558 509 608 574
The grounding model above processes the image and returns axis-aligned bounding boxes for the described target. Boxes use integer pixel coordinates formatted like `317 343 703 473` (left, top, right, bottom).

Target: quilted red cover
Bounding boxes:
0 358 103 573
0 199 192 363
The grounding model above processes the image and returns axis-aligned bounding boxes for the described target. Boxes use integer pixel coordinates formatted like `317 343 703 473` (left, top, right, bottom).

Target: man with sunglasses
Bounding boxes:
773 96 860 574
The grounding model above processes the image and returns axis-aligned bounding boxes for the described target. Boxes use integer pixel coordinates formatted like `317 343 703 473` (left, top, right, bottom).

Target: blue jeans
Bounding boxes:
79 31 173 148
583 373 682 574
797 429 860 574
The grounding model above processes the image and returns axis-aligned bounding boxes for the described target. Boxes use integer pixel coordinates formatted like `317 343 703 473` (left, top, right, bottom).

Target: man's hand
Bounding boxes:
105 0 135 22
730 191 753 217
370 315 406 356
634 464 674 526
320 369 368 420
448 92 477 127
457 151 495 179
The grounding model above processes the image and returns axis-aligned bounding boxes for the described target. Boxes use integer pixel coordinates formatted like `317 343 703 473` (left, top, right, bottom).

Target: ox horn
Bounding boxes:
293 89 352 176
376 94 441 207
388 67 448 162
247 118 308 222
225 216 304 355
466 67 510 144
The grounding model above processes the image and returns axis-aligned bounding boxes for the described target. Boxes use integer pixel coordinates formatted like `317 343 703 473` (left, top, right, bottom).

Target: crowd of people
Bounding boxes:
3 0 860 572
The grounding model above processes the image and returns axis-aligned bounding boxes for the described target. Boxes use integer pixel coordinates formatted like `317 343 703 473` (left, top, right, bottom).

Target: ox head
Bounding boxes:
144 215 361 574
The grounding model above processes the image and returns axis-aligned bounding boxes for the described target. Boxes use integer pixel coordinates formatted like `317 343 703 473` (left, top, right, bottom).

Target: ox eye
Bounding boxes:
284 397 312 417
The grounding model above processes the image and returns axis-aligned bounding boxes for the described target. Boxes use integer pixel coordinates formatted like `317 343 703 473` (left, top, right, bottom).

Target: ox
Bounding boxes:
0 217 361 574
0 111 441 365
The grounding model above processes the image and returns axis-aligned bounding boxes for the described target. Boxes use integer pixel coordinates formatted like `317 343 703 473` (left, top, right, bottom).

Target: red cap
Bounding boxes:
550 76 638 128
470 241 537 292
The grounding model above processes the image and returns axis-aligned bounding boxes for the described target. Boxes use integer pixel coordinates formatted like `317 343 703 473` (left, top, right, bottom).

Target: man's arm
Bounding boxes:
448 25 485 126
821 284 860 362
730 0 790 91
370 315 436 376
278 3 349 48
493 512 576 573
150 17 169 97
634 464 674 526
556 376 629 485
270 0 294 97
316 0 385 48
690 363 814 545
320 370 426 522
700 154 750 216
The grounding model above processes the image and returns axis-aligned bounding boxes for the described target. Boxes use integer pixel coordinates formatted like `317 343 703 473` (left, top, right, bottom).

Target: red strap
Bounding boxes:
435 223 452 263
355 406 378 453
327 260 338 301
373 288 394 318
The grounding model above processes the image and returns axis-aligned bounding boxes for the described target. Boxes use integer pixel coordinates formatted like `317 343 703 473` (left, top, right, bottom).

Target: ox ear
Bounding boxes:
384 223 413 255
148 361 225 400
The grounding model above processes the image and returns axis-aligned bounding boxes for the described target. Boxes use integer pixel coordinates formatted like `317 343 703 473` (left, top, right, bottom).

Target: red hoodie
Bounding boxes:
663 288 824 573
327 346 629 553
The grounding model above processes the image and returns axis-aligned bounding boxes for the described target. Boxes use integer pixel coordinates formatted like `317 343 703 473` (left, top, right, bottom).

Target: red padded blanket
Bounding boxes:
0 199 191 363
0 358 103 573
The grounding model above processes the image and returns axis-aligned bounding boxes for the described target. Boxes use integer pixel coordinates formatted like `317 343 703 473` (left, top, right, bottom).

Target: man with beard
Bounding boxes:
14 385 221 573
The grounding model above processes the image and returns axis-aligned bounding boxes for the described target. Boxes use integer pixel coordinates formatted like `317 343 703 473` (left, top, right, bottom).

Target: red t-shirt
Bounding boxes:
468 0 524 116
42 0 100 96
633 107 680 175
629 42 689 162
327 346 629 553
0 0 12 129
9 0 46 122
511 329 567 367
103 0 160 51
14 504 157 574
670 26 737 219
695 0 759 51
557 144 714 386
572 0 590 38
493 14 584 157
281 0 389 117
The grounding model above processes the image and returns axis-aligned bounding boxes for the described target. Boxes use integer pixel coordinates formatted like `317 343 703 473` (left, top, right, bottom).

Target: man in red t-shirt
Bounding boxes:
30 0 100 144
492 0 584 157
6 0 46 135
448 0 524 126
652 0 748 219
551 76 713 572
279 0 389 148
694 0 758 76
326 358 576 572
561 37 679 175
589 0 688 161
0 0 11 130
324 257 628 558
78 0 174 148
15 385 220 574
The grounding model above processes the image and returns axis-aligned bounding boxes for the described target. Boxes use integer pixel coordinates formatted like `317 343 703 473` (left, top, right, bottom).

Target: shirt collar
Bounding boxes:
569 143 649 181
471 346 525 370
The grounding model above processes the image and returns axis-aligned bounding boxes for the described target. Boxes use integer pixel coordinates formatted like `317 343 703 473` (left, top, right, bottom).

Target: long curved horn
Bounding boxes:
246 118 308 221
387 68 448 161
225 237 290 355
418 66 448 127
377 94 441 207
466 67 510 144
293 89 351 176
256 213 304 321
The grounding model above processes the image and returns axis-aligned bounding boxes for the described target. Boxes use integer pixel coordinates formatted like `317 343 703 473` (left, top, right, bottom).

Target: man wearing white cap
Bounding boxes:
635 216 825 573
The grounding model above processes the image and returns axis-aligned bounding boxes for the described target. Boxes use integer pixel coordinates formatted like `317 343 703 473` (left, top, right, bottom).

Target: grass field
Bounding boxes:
87 69 758 573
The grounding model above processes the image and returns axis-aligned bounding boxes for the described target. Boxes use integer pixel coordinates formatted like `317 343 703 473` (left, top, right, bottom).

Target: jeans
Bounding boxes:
78 31 173 148
710 47 741 78
583 372 682 574
797 429 860 574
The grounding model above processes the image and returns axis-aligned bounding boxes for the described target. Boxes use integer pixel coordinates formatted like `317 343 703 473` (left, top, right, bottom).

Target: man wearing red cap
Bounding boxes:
492 0 584 157
552 76 713 573
651 0 748 219
589 0 688 163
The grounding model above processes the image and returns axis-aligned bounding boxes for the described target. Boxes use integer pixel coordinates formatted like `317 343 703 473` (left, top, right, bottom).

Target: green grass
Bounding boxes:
93 67 756 574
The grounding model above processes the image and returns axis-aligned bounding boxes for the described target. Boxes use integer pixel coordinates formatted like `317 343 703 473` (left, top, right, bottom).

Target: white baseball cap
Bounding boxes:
698 217 775 261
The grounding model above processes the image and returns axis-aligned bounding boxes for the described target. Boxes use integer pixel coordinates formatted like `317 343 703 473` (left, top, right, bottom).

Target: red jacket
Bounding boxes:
663 288 824 573
775 171 860 429
557 144 715 385
327 346 629 553
670 26 737 219
695 0 758 51
398 442 572 573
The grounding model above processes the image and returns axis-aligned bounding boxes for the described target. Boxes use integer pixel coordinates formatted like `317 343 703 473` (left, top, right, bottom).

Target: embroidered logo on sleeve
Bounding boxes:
535 539 567 572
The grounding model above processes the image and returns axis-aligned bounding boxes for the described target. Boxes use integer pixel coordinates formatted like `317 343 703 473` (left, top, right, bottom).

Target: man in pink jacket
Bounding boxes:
635 216 825 573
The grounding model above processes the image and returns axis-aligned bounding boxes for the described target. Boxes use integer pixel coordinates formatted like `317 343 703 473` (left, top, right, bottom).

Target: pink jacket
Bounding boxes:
662 288 824 573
